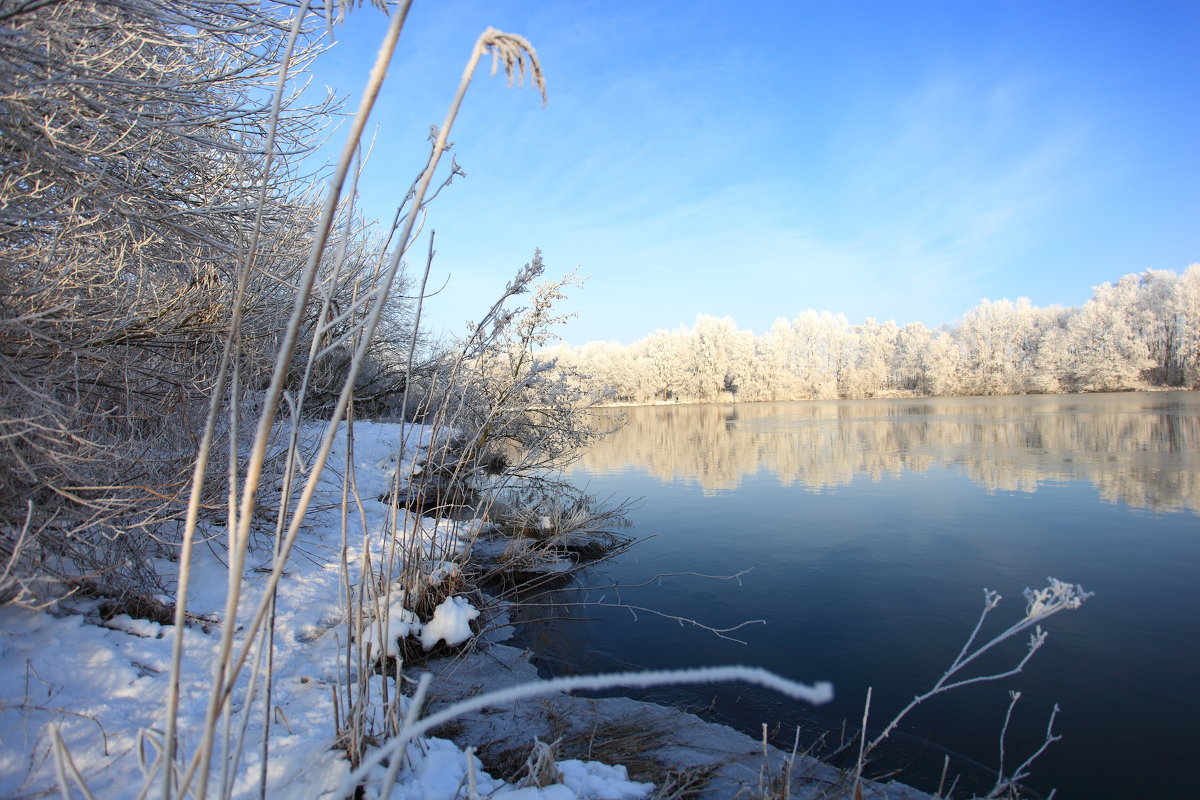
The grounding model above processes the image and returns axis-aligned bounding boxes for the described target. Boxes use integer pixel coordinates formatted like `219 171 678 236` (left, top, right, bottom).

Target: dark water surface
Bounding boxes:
530 392 1199 799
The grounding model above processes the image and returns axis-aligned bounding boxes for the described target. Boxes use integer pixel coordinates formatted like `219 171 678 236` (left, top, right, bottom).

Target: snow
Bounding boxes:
362 592 422 658
358 740 653 800
359 592 481 657
419 596 480 651
552 761 653 800
370 737 504 800
0 420 926 800
101 613 166 639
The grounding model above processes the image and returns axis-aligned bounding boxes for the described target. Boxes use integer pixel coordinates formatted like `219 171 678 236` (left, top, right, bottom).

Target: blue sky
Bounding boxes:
309 0 1199 345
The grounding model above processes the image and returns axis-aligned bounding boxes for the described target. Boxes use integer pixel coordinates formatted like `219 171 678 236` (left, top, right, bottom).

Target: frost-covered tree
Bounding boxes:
759 318 801 400
431 254 608 480
724 326 761 399
690 314 742 399
637 327 687 401
922 329 967 396
790 310 845 399
1064 277 1153 391
956 299 1030 394
892 322 933 393
846 318 898 397
1176 265 1200 387
1131 270 1183 385
1026 305 1072 394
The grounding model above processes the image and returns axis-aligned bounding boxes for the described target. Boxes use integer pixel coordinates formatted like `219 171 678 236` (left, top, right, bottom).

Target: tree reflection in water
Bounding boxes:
570 391 1200 515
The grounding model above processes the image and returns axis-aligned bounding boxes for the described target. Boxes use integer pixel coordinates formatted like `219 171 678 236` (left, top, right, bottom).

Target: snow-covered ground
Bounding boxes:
0 421 926 799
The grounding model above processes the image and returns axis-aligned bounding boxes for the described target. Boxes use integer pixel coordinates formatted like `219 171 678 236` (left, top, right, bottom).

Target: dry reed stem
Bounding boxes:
171 4 417 798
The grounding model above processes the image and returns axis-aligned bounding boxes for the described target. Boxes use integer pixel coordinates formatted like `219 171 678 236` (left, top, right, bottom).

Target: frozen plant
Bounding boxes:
985 691 1061 799
854 578 1092 794
1023 577 1089 618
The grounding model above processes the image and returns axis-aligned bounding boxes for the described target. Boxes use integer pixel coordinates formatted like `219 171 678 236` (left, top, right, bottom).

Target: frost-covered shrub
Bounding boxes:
441 253 608 469
0 0 373 604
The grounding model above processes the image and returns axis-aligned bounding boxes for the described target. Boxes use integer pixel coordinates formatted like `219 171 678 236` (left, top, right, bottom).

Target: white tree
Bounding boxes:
1129 270 1182 385
956 298 1036 395
788 310 844 399
760 318 801 400
637 327 693 401
1173 264 1200 387
723 325 762 400
687 314 740 400
1064 277 1153 391
892 322 933 393
846 317 898 397
538 266 1200 404
1027 305 1072 393
923 329 967 396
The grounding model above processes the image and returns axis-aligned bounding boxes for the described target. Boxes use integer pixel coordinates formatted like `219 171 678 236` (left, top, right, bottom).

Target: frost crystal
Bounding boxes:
1023 578 1092 620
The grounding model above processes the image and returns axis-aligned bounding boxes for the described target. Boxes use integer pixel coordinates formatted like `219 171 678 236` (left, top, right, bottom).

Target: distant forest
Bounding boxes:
543 266 1200 404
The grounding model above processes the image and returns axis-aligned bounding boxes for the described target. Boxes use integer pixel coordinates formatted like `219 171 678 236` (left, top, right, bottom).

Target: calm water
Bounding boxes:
526 392 1200 799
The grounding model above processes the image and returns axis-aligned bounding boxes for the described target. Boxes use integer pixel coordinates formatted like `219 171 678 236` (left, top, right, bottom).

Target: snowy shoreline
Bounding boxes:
0 421 930 799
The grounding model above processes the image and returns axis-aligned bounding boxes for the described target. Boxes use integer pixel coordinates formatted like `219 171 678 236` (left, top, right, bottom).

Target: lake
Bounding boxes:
524 391 1200 799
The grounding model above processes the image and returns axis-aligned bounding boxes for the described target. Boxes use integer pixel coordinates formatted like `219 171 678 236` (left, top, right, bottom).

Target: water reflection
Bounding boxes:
571 391 1200 514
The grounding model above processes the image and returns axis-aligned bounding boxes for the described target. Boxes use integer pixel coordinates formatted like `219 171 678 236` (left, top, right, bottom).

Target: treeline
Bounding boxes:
544 266 1200 403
